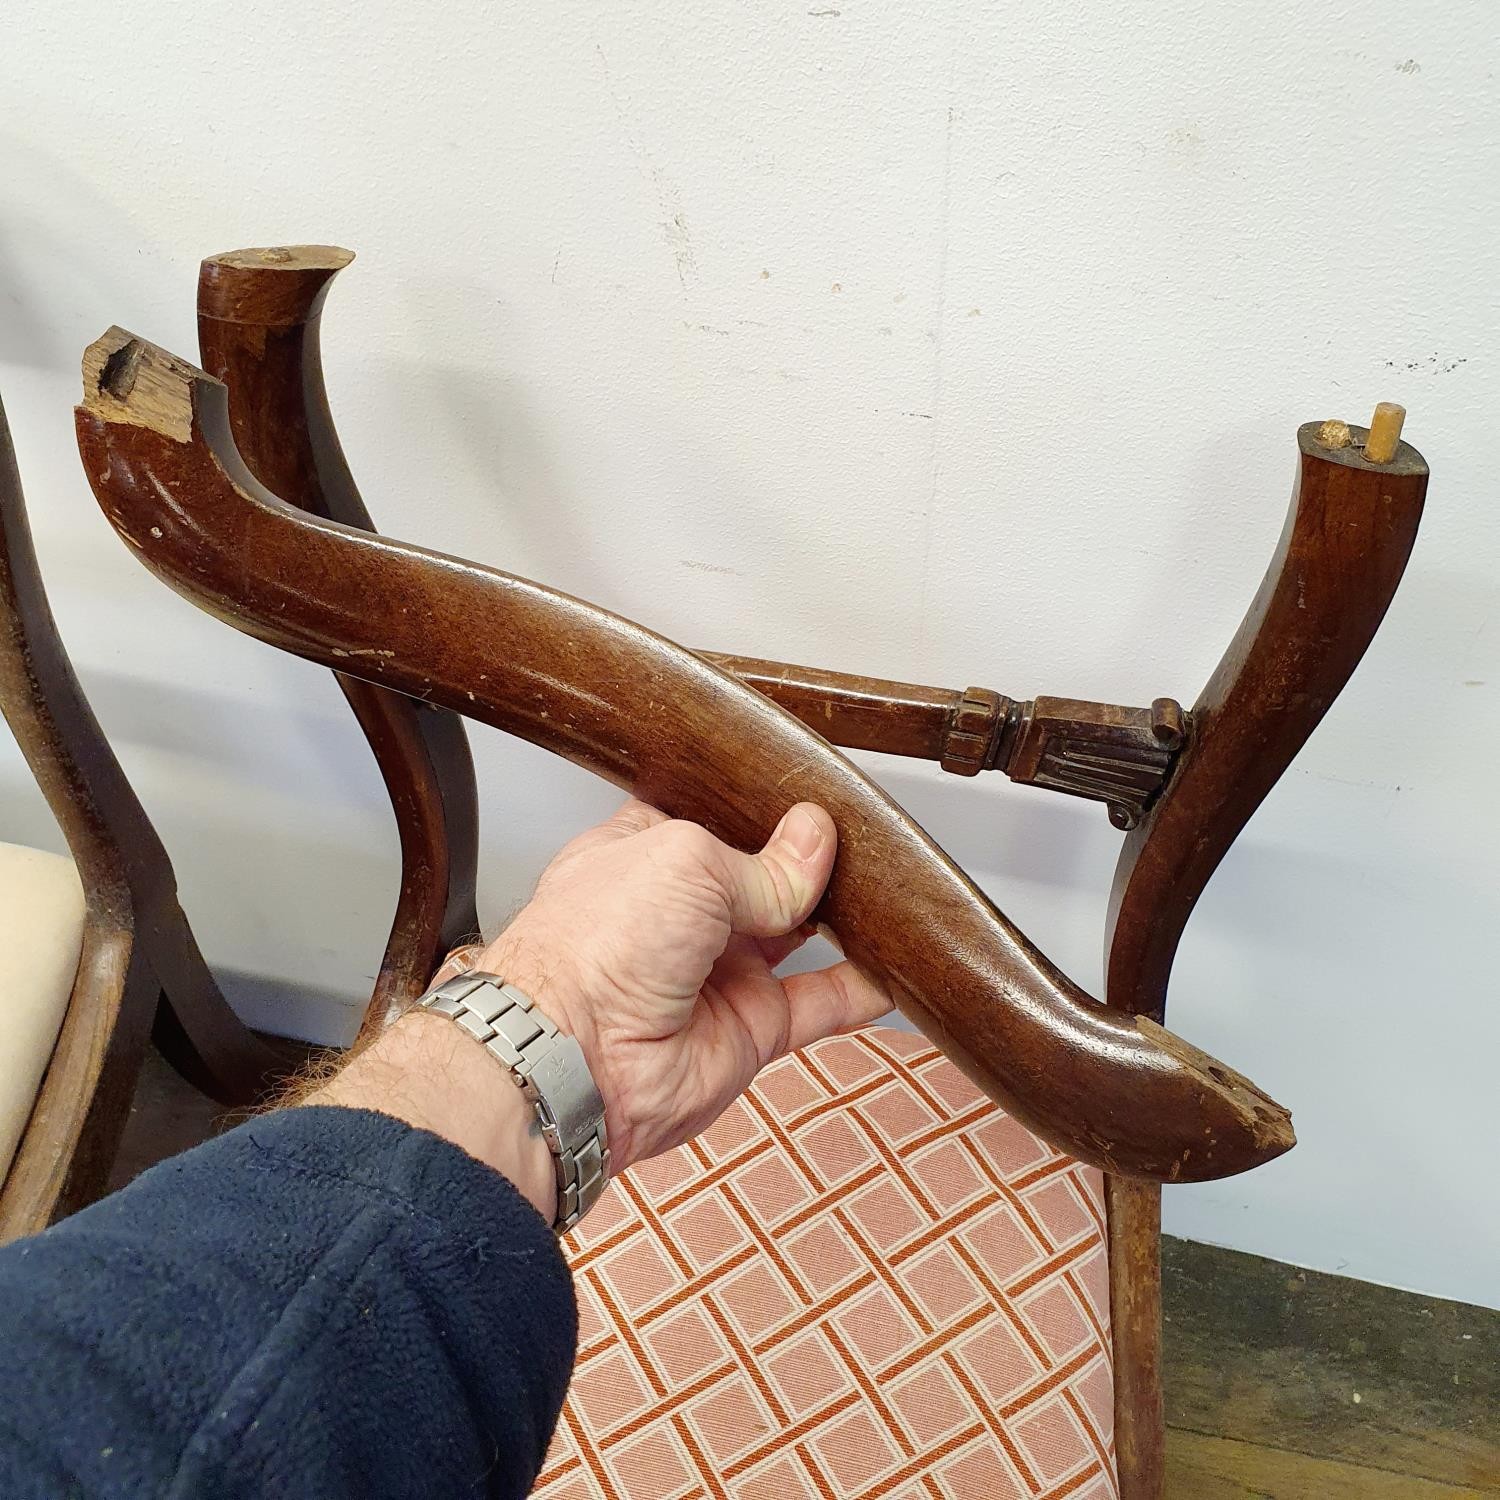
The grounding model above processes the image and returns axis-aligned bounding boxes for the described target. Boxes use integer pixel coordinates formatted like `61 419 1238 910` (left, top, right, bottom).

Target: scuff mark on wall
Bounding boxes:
1384 354 1467 375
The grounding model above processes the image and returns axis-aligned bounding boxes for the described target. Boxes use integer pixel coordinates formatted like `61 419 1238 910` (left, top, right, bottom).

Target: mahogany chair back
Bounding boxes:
0 392 290 1242
73 250 1426 1498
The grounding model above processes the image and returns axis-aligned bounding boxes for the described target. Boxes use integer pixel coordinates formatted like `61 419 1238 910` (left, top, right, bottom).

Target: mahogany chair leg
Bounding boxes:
2 896 292 1245
1102 412 1428 1497
71 287 1424 1479
1106 1179 1165 1498
142 900 303 1101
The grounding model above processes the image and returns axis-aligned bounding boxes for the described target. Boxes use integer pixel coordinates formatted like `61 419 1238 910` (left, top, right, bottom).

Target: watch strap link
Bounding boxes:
417 972 609 1232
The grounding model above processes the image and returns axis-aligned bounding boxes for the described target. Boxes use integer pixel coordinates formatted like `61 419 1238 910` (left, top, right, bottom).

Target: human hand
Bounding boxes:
433 799 891 1174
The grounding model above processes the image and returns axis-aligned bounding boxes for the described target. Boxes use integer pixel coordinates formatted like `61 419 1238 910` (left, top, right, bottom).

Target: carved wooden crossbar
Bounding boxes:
72 246 1427 1500
700 656 1187 829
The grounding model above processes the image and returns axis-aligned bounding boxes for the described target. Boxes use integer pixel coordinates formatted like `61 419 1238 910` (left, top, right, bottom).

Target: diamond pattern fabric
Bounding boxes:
535 1027 1117 1499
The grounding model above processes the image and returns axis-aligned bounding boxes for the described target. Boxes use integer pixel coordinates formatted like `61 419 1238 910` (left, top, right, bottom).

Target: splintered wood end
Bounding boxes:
1135 1016 1296 1161
198 246 357 327
80 328 199 442
204 245 356 273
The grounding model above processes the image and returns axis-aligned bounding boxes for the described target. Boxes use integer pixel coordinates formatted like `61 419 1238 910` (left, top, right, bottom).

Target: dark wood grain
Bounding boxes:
74 327 1296 1185
702 652 1184 825
196 246 480 1031
1104 422 1429 1498
1105 424 1428 1018
698 652 980 763
0 393 289 1242
1108 1179 1166 1497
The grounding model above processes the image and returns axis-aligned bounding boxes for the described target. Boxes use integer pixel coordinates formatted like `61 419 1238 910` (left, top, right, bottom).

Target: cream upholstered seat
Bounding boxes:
538 1027 1117 1500
0 841 85 1182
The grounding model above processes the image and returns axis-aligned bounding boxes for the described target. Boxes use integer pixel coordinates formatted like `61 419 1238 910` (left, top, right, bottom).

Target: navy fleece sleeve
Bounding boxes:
0 1107 577 1499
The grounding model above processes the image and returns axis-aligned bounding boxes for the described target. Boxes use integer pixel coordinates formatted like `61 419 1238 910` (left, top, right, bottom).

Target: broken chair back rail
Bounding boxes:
76 324 1292 1187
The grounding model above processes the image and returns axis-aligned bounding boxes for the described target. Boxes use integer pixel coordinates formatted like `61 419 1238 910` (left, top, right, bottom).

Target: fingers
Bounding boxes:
781 959 893 1054
714 803 837 938
756 921 818 970
567 797 671 855
549 798 669 865
602 797 671 838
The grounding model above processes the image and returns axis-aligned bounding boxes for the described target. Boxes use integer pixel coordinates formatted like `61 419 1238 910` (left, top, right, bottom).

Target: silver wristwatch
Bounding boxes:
416 971 609 1233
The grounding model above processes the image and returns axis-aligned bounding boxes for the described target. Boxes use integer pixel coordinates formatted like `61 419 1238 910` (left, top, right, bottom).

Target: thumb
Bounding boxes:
717 803 837 937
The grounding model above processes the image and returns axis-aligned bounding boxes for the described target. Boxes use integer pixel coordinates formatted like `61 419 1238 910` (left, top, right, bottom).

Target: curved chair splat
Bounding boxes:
195 247 480 1029
1101 414 1427 1499
73 327 1295 1185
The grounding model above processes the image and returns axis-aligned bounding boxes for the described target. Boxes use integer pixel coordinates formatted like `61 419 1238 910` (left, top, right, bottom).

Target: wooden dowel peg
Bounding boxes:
1365 402 1406 464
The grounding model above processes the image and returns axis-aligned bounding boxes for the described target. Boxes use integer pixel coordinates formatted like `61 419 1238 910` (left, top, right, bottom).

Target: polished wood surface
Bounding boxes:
75 327 1295 1184
702 652 1185 828
1103 418 1428 1498
69 250 1428 1495
1106 1179 1166 1496
1105 421 1428 1020
698 652 978 764
196 247 480 1031
0 393 289 1241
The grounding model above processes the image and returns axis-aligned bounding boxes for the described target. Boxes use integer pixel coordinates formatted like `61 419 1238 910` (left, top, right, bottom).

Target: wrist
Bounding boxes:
471 926 627 1162
305 1010 558 1223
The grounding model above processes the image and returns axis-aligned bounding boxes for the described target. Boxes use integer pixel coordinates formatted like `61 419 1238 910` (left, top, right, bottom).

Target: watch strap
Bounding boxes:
416 972 609 1232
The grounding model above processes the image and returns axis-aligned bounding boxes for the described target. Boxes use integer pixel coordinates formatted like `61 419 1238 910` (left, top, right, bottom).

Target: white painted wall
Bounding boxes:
2 2 1496 1307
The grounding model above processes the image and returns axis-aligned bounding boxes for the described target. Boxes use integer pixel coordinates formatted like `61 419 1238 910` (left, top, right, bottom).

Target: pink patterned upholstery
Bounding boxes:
536 1027 1117 1499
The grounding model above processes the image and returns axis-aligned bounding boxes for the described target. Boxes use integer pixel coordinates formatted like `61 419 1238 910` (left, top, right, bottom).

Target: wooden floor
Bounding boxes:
1162 1236 1498 1495
112 1047 1500 1497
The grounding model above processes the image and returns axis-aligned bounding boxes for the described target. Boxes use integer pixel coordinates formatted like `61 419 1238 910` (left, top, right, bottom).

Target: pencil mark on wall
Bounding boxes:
595 42 699 289
914 34 961 665
662 207 697 289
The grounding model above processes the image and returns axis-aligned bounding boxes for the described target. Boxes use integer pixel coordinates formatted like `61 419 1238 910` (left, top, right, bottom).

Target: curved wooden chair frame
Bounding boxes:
0 394 294 1243
75 325 1290 1186
196 249 481 1024
76 247 1426 1497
